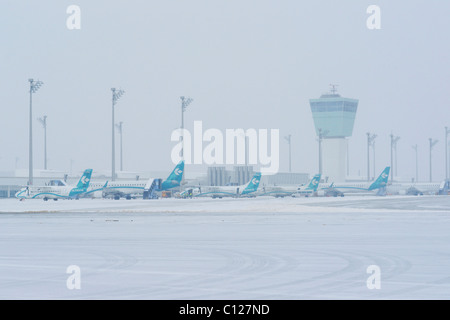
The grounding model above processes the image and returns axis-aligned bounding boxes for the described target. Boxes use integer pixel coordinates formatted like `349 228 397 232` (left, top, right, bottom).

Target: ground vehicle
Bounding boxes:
324 188 344 197
406 187 423 196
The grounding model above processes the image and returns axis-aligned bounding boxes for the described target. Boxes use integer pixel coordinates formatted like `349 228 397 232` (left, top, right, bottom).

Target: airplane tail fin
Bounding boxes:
368 167 390 190
306 174 321 191
76 169 93 190
242 172 262 194
161 161 184 190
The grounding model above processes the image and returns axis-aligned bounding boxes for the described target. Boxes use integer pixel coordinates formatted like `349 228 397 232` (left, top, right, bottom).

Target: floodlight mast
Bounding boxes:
28 79 44 185
394 137 400 177
38 116 47 170
180 96 193 159
390 133 400 182
115 121 124 172
372 139 376 179
111 88 125 181
284 134 292 173
412 144 418 182
429 138 438 182
366 133 377 181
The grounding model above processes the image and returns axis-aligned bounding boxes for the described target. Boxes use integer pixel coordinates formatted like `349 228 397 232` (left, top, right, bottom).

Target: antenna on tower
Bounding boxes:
329 84 339 94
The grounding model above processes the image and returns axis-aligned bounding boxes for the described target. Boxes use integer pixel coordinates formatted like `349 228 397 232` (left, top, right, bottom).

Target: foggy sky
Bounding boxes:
1 1 449 181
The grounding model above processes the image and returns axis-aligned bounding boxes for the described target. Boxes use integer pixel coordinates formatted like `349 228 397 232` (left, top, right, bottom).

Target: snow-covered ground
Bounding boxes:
0 195 450 299
2 195 448 214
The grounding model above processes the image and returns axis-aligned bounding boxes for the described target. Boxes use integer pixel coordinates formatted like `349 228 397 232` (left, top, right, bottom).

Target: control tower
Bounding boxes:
309 86 358 182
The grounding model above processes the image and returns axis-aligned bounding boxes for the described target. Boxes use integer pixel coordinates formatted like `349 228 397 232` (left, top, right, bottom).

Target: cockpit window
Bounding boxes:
48 180 67 186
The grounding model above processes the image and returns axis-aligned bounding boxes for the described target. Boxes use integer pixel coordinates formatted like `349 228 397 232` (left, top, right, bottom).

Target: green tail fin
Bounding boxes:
369 167 390 190
76 169 93 190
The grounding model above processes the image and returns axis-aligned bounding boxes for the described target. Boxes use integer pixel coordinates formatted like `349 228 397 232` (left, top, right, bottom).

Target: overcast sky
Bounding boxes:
1 1 449 181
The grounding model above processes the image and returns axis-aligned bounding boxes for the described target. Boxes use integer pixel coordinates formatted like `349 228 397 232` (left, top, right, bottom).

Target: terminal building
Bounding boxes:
207 166 255 186
309 87 358 183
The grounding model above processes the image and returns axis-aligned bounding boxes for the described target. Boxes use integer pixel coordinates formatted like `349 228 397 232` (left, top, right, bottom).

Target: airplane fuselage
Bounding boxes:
386 182 440 195
16 186 87 200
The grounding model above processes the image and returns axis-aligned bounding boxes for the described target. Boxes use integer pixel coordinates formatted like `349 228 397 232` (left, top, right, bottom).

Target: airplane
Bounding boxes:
15 169 93 201
78 181 109 199
386 180 442 196
316 182 345 197
318 167 390 196
291 174 322 197
85 161 184 200
257 174 321 198
336 168 441 196
191 172 262 198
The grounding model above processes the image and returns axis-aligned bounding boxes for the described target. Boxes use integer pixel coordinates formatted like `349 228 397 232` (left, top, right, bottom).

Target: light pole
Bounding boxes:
412 144 418 182
394 137 400 177
28 79 43 185
445 127 450 179
429 138 438 182
180 96 193 159
180 96 193 186
38 115 47 170
372 139 376 179
367 133 377 181
115 121 123 172
111 88 125 181
284 134 292 172
390 134 400 182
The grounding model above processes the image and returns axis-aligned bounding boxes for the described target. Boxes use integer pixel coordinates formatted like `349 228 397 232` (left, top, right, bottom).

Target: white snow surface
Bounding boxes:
2 195 446 214
1 195 450 299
